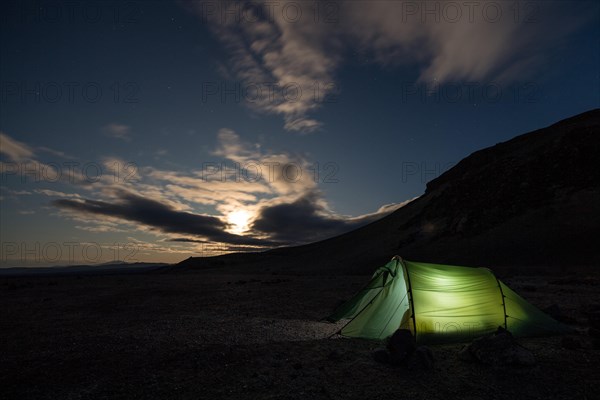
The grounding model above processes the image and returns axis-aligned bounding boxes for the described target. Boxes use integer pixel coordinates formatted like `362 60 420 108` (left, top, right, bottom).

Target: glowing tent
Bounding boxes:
328 256 570 343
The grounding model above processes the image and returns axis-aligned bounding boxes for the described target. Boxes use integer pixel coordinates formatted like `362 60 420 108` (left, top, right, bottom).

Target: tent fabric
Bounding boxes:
328 257 570 344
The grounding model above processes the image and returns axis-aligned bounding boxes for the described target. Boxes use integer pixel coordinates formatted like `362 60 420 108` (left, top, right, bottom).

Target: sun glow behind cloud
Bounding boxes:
226 210 252 234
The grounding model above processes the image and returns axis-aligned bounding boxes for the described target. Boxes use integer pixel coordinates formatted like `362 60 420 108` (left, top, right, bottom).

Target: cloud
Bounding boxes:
251 191 347 242
0 129 411 250
34 189 82 199
74 223 129 233
37 146 75 159
344 198 417 225
103 123 132 141
0 132 34 161
43 126 411 247
212 128 317 197
339 1 594 84
52 189 279 246
0 133 94 186
190 1 339 133
213 128 261 162
1 187 33 196
250 191 413 243
168 238 208 244
187 0 594 130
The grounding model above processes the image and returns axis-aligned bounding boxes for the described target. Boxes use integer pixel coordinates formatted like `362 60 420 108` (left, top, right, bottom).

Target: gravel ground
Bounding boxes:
1 268 599 400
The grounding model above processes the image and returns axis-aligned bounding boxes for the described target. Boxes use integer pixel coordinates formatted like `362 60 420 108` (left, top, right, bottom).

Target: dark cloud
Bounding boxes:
250 192 385 244
167 238 207 243
52 189 403 248
52 191 277 247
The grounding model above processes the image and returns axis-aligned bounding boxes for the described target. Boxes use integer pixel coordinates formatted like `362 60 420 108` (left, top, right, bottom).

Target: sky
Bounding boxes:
1 0 599 267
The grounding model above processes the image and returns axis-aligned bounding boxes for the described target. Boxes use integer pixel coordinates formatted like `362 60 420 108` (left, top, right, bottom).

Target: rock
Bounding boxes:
561 336 581 350
387 329 416 366
372 347 390 364
460 326 536 367
408 346 435 371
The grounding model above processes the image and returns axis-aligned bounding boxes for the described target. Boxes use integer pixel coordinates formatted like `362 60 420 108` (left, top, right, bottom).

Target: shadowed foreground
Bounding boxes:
1 268 599 400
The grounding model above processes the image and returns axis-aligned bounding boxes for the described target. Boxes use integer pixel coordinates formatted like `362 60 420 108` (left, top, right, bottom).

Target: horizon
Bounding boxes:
1 0 599 268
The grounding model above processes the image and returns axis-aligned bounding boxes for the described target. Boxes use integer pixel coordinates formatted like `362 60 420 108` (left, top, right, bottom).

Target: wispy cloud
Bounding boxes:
0 132 34 161
103 123 132 141
34 189 82 199
1 187 33 196
0 133 93 187
186 0 594 131
37 146 75 159
190 1 339 133
17 210 35 215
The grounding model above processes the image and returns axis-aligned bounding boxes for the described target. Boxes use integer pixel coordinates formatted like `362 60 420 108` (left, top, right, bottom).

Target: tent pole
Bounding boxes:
495 275 508 330
401 258 418 342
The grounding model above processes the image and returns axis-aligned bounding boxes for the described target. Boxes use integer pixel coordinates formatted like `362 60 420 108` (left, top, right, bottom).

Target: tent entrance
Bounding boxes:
328 257 414 340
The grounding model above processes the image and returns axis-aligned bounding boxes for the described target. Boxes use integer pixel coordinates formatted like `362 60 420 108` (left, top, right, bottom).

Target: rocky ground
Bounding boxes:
1 267 599 400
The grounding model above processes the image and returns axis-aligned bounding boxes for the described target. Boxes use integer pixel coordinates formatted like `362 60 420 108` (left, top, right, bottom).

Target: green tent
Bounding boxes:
328 256 570 343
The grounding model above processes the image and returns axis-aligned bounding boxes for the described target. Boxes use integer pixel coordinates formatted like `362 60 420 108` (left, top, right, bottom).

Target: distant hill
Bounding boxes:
0 262 171 277
177 109 600 274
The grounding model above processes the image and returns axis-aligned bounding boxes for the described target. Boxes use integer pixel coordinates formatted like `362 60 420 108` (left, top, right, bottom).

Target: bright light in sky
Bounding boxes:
227 210 252 234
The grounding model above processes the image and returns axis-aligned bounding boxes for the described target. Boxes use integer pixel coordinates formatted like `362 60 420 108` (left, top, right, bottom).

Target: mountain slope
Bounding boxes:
178 109 600 274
